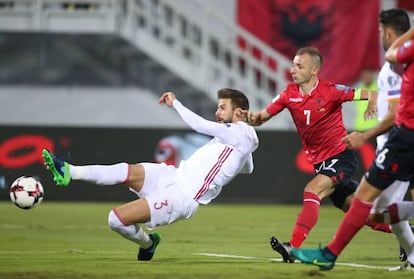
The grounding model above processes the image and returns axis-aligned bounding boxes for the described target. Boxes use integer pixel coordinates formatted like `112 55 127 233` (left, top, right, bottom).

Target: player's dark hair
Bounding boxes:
296 47 322 68
379 9 410 35
217 88 249 110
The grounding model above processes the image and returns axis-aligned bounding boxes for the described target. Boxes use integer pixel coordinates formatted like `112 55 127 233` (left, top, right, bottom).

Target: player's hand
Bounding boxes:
341 131 366 149
241 110 257 125
363 105 377 120
240 110 253 123
364 90 378 120
159 92 176 107
246 111 262 126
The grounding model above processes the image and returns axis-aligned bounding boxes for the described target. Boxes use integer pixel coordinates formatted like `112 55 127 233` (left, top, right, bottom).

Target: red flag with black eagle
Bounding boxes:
237 0 380 85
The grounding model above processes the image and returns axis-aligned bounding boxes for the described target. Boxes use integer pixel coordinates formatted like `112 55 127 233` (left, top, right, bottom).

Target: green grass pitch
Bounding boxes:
0 201 411 278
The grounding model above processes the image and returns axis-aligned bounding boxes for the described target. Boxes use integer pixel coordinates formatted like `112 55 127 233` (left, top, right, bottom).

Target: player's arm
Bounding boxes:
353 88 378 120
385 26 414 63
160 92 235 140
246 109 272 126
244 91 285 126
352 88 377 101
342 100 398 149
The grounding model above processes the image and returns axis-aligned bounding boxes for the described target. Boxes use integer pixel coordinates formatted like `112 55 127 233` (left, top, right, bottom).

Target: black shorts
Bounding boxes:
366 125 414 190
314 149 359 209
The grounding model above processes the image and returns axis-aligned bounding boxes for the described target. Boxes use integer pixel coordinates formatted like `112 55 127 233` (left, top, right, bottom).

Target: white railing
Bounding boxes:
0 0 121 32
0 0 294 126
121 0 293 111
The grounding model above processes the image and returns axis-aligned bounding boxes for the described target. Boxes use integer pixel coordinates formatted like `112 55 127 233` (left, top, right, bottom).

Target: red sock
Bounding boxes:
387 203 401 224
327 198 373 256
365 220 391 233
289 191 321 248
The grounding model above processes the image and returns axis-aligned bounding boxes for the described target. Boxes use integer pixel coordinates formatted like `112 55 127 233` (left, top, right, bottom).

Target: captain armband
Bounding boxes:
353 88 361 100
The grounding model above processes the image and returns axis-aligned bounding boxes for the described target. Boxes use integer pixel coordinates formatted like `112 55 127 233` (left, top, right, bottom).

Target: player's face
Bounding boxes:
215 98 235 123
379 23 391 51
290 54 316 85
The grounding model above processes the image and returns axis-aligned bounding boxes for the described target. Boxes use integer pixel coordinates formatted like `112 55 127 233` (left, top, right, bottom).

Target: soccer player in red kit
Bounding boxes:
247 46 389 263
290 25 414 271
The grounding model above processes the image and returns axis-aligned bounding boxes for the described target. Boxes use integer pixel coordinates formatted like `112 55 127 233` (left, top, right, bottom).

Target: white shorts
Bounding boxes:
371 179 410 214
130 162 199 229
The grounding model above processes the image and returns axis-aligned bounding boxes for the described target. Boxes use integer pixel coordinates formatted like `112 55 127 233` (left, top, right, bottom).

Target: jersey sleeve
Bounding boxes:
332 84 354 103
396 40 414 64
172 100 236 144
266 91 287 115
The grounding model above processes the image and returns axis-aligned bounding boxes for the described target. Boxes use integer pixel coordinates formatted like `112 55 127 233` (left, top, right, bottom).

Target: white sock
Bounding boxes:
69 163 129 185
108 210 152 248
397 201 414 222
391 221 414 264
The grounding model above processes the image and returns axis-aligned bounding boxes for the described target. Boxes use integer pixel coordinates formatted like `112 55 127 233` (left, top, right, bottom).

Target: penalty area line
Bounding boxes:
195 253 394 270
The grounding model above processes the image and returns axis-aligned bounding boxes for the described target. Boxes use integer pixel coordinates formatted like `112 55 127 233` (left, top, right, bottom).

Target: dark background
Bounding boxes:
0 125 371 204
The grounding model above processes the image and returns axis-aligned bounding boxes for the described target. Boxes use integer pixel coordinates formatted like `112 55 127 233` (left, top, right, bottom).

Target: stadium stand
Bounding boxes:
0 0 294 128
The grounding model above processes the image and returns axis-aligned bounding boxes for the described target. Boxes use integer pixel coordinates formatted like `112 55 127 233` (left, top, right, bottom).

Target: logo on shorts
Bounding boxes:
315 159 338 174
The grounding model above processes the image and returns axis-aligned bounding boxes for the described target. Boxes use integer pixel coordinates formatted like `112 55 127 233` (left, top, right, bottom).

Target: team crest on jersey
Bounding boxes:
387 76 399 87
335 84 351 93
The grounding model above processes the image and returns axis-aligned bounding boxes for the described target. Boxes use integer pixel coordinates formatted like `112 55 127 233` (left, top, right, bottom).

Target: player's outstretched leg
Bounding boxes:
42 149 71 187
270 236 295 263
138 232 162 261
290 246 337 271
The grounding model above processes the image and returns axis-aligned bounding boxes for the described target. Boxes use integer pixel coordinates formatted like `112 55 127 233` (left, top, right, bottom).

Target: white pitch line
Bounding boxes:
0 250 126 254
0 224 108 230
195 253 395 270
195 253 278 261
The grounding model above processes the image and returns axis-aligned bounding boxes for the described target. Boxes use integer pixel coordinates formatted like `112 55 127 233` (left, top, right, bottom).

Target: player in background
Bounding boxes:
290 16 414 272
246 46 390 263
42 89 259 261
341 9 414 265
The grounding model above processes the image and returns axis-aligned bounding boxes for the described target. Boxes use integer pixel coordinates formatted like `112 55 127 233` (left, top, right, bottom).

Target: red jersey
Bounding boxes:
396 40 414 130
266 80 355 164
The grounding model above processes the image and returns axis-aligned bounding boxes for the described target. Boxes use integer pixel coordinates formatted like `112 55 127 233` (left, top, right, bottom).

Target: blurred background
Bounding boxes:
0 0 413 203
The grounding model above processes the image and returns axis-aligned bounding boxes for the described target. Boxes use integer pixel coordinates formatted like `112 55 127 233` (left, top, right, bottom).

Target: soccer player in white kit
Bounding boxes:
341 9 414 270
42 88 259 261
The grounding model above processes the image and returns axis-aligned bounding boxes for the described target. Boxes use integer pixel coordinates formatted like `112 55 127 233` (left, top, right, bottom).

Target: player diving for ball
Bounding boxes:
42 88 259 261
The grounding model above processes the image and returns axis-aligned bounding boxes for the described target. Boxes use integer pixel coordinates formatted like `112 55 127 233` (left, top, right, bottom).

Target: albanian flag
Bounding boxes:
237 0 381 84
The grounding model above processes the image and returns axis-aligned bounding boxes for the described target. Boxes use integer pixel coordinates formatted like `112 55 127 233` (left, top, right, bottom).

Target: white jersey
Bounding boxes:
371 66 410 222
173 100 259 204
376 62 402 150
